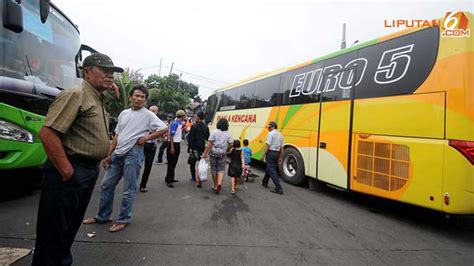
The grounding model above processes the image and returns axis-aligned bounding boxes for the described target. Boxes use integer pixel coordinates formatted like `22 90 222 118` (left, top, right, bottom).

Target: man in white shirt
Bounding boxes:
261 121 284 194
165 109 186 187
83 85 167 232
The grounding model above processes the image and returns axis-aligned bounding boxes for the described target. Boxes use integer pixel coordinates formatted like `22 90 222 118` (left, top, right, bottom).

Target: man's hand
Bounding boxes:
137 136 148 146
170 147 175 155
60 164 74 182
278 157 283 165
261 154 266 161
102 155 112 169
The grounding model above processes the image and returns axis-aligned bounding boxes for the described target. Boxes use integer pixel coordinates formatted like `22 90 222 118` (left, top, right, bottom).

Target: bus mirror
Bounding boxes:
39 0 50 23
2 0 23 33
75 44 98 78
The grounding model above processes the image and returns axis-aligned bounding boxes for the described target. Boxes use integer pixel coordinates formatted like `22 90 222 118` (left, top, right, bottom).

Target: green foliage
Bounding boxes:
104 68 200 118
103 72 130 117
145 73 199 115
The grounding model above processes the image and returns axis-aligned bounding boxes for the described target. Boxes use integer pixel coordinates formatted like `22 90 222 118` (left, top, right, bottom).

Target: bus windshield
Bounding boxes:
0 0 81 91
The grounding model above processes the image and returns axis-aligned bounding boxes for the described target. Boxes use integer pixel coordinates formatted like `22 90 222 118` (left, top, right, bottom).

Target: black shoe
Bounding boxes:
262 183 268 188
172 179 179 183
270 189 283 195
167 183 174 188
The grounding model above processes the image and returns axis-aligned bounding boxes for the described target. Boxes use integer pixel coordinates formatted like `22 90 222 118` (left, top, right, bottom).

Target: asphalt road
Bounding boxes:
1 143 473 265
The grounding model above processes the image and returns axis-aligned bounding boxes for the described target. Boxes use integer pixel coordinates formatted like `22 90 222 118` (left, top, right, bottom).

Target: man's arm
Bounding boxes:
39 127 73 181
103 134 118 169
261 143 270 161
137 127 168 146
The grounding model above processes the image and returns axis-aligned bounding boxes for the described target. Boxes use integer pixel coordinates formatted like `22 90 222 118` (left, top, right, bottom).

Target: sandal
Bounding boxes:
231 190 236 194
109 223 127 233
83 217 98 224
83 217 112 224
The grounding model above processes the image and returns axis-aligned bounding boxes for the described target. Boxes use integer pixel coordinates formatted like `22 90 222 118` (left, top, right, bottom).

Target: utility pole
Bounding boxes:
177 72 182 91
341 23 346 50
159 58 162 76
169 62 174 75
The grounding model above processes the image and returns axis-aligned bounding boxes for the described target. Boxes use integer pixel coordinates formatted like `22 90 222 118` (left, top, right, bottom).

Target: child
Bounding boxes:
241 139 253 182
228 139 244 194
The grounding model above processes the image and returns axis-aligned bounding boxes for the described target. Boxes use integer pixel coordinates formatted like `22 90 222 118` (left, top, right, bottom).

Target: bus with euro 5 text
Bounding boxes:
1 0 96 173
204 11 473 214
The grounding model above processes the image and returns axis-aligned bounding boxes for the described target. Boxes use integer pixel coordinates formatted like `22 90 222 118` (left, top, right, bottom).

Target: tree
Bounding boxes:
144 73 199 115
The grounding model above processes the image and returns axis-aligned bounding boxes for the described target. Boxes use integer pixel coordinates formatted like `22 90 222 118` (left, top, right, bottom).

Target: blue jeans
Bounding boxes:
96 145 144 224
266 151 282 192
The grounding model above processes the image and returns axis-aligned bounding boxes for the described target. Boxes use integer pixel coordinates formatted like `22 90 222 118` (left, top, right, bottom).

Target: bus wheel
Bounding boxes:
280 147 306 186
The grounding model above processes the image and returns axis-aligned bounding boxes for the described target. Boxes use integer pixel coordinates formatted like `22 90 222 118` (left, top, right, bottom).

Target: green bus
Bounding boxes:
1 0 93 172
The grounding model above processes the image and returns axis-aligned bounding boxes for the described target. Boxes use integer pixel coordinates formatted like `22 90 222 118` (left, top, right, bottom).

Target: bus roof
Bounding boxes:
216 25 430 93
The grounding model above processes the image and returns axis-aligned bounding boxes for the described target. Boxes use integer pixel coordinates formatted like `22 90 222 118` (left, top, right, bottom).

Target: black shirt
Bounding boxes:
188 121 210 151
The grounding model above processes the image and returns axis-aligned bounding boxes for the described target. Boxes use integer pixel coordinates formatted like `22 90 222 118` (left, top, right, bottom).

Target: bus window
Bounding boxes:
237 82 256 109
218 87 239 111
205 94 218 124
254 75 281 108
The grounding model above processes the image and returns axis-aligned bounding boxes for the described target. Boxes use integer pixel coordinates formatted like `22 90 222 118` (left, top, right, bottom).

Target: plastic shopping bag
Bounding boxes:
198 159 208 182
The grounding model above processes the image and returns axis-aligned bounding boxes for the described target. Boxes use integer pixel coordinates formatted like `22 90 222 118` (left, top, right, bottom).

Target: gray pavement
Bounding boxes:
1 142 473 265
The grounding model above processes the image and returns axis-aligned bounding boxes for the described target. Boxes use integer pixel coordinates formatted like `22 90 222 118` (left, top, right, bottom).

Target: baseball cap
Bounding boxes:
82 53 124 73
176 110 186 117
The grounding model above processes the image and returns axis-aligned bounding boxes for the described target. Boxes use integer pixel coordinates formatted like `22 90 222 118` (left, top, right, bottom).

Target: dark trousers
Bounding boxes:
140 142 157 188
156 141 168 163
33 157 99 266
265 151 282 192
165 143 180 183
189 149 203 181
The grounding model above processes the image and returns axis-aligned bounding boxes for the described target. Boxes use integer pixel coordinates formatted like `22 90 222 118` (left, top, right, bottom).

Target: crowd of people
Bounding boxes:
32 53 285 265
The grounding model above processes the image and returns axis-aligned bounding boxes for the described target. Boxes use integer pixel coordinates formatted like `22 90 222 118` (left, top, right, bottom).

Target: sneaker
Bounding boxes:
262 183 268 188
167 183 174 188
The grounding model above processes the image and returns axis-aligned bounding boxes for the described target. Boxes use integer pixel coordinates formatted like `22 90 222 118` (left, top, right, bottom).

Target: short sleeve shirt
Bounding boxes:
242 146 252 164
114 108 167 155
44 81 110 161
266 130 283 151
209 129 233 156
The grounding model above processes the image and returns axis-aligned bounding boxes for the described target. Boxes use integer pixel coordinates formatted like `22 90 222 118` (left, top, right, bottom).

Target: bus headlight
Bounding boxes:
0 120 34 143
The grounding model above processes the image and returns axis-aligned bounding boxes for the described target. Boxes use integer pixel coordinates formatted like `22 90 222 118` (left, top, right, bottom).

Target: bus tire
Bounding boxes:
279 147 306 186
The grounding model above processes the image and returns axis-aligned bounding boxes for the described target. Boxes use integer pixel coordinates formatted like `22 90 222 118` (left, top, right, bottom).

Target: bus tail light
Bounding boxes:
449 140 474 165
444 193 450 205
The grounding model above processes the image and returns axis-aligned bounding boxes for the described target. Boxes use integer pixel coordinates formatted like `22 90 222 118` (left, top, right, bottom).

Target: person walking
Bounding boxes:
165 110 186 187
202 118 233 194
155 113 173 164
139 105 161 192
33 53 124 265
228 139 245 194
261 121 284 194
83 85 167 233
187 112 209 187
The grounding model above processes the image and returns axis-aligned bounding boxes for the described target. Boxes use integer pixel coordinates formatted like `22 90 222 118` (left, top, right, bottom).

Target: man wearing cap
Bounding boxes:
165 110 186 187
260 121 284 194
155 113 174 164
33 53 124 265
83 84 167 232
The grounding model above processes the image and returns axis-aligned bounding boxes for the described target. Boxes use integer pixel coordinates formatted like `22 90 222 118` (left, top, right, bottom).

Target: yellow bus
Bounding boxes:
204 12 473 214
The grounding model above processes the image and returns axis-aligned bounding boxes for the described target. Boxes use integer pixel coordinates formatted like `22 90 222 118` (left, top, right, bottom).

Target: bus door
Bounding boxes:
317 51 361 189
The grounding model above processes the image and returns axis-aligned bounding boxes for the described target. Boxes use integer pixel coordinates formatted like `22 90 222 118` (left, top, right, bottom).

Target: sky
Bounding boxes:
53 0 472 100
